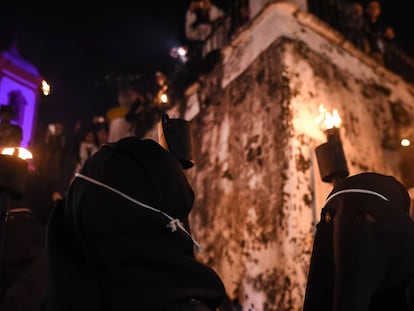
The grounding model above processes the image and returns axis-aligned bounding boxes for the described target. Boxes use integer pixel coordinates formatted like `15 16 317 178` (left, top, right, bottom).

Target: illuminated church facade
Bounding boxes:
0 42 43 148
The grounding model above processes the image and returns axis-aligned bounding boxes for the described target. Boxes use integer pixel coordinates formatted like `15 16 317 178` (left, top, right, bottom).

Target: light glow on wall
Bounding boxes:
401 138 411 147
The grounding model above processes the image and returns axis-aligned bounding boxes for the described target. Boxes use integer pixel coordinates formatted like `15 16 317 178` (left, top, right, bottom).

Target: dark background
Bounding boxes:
0 1 412 143
0 3 191 130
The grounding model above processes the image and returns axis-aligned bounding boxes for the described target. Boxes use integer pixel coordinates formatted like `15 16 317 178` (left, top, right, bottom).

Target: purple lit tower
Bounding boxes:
0 41 43 148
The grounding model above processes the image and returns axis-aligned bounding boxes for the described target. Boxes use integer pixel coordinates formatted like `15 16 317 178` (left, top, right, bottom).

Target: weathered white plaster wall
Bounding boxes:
181 2 414 310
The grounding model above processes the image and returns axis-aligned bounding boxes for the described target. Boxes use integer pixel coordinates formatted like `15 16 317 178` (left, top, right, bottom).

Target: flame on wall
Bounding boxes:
315 104 342 131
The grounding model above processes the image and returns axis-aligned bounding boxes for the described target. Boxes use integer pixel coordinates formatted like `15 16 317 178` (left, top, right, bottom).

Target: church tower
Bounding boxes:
0 40 43 148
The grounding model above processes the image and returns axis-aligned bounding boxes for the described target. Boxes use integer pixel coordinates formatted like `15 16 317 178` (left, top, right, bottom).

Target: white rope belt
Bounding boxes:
324 188 389 208
75 173 201 251
9 207 32 213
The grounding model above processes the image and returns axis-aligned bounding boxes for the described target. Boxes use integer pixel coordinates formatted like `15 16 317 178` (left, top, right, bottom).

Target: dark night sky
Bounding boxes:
0 3 192 131
0 1 412 140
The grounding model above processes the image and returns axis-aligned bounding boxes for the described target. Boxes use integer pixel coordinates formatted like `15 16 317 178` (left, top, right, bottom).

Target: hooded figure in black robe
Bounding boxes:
303 172 414 311
43 105 228 310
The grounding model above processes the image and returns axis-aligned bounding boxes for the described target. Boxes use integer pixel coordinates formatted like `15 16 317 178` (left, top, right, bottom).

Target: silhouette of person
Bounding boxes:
43 106 229 310
344 2 366 50
106 75 143 143
363 0 395 64
304 172 414 311
0 105 22 149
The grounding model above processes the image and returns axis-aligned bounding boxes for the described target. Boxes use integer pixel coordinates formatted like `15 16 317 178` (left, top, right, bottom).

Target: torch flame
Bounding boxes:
315 104 342 131
42 80 51 96
1 147 33 160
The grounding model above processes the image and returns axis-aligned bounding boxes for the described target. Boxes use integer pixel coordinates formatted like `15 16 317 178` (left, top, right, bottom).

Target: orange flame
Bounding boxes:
315 104 342 131
1 147 33 160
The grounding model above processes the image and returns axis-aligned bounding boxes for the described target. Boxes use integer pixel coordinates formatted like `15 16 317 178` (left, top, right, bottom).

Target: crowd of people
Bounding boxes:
0 71 176 311
3 91 414 310
342 0 396 65
307 0 404 69
36 71 172 203
0 1 398 180
182 0 398 67
177 0 408 93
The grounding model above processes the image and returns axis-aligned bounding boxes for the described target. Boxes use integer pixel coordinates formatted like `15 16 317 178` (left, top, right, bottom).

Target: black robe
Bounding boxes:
44 137 226 310
303 172 414 311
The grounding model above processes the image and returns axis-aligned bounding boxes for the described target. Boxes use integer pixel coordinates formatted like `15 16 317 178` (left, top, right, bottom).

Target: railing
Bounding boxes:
385 44 414 85
169 0 414 104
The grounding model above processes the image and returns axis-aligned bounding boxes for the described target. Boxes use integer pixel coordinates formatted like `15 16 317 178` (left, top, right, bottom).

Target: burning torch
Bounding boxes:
314 105 349 186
